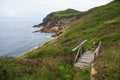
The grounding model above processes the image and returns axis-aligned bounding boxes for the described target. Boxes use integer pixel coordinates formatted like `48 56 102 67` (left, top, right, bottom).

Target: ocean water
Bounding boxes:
0 19 53 57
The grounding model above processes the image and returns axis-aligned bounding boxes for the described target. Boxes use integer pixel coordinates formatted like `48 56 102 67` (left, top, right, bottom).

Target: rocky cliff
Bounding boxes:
33 9 80 33
33 8 97 33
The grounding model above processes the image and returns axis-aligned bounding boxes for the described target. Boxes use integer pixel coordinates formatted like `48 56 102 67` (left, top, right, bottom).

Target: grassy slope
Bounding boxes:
51 9 80 23
55 9 80 17
0 1 120 80
19 1 120 80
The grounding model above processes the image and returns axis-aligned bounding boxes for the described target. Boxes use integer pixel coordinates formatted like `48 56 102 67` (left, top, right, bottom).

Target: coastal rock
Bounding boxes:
33 8 97 33
33 9 80 33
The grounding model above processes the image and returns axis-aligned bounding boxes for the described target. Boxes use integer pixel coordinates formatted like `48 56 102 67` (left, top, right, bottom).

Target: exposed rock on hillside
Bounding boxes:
33 9 80 33
33 8 97 33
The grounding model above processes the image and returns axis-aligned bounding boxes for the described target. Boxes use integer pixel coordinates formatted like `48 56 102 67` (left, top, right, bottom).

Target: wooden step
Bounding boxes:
74 51 94 68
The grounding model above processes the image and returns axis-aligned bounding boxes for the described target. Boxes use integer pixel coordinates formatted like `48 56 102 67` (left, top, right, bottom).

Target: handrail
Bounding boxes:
74 46 82 63
72 40 87 63
72 39 87 51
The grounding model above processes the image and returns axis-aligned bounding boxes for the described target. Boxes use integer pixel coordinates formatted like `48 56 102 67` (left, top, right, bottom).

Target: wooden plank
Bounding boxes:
74 51 94 68
73 41 101 68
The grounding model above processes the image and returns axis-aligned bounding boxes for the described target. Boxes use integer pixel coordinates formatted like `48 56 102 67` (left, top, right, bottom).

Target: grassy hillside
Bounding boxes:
54 8 80 22
47 8 80 22
55 9 80 17
0 1 120 80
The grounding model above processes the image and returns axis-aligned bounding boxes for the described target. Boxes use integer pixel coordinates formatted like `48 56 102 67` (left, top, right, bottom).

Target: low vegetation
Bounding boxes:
0 1 120 80
55 9 80 17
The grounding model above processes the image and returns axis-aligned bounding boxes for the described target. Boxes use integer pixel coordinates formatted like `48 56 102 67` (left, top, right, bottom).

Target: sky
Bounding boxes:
0 0 113 19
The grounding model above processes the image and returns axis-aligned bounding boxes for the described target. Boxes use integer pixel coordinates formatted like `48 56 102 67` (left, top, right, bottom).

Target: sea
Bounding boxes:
0 18 53 57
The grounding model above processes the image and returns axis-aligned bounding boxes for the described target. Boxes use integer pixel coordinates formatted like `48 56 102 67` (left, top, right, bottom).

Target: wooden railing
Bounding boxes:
72 40 102 80
94 41 101 60
72 40 87 64
91 41 101 80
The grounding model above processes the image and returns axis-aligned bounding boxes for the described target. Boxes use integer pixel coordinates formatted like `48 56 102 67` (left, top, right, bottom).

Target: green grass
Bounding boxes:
94 47 120 80
19 1 120 80
49 9 80 23
55 9 80 17
0 1 120 80
21 1 120 59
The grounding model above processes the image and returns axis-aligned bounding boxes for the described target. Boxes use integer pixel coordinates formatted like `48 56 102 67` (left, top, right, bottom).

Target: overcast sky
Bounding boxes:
0 0 113 19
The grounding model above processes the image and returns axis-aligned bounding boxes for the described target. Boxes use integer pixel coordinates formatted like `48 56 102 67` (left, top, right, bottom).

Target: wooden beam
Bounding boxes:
72 39 87 51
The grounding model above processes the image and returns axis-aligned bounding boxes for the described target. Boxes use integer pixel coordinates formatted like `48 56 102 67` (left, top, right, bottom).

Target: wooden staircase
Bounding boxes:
72 40 101 68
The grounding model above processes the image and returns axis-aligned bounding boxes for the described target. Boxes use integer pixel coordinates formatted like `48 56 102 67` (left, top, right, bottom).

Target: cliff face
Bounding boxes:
35 12 58 27
33 8 97 33
40 12 62 33
33 9 80 33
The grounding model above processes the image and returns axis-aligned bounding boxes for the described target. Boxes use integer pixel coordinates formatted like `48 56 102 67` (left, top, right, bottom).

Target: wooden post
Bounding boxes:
90 64 97 80
74 46 82 64
94 41 101 60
